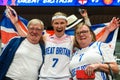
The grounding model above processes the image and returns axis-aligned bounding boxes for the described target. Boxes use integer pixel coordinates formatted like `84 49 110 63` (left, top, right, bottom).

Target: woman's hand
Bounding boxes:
105 17 120 33
85 64 100 76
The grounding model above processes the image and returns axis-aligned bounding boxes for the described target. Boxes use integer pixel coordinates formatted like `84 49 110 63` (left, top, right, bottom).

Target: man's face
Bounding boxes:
52 18 67 33
27 23 43 44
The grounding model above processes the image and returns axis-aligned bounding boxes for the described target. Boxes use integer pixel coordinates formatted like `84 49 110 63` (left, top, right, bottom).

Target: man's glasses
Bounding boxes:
28 28 43 32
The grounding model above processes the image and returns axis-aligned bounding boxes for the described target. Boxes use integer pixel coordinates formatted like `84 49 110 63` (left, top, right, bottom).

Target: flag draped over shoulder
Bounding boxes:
0 11 119 54
92 23 119 54
0 12 28 48
91 23 119 44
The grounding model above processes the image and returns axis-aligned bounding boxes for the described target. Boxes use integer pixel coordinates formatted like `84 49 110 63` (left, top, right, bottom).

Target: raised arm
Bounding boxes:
97 17 120 42
6 6 28 37
79 9 91 26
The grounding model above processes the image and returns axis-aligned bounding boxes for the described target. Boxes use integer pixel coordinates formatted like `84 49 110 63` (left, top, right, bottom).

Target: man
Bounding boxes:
0 19 45 80
39 12 73 80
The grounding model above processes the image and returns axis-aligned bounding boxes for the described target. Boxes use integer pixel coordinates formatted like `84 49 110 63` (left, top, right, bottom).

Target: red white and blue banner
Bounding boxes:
0 12 28 48
0 10 119 54
0 0 120 6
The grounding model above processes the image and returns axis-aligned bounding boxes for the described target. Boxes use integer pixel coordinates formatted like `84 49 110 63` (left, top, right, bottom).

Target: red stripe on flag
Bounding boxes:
18 19 28 33
96 28 106 40
1 30 18 44
46 30 54 36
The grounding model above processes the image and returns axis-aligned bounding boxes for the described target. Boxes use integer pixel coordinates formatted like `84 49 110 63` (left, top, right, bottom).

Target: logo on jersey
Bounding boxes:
78 0 87 5
103 0 113 5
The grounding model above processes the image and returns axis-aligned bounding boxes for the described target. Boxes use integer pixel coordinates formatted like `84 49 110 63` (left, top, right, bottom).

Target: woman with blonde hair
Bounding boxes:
70 22 119 80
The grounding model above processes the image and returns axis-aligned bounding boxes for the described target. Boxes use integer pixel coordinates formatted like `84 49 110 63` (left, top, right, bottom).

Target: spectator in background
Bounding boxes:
69 22 119 80
0 19 45 80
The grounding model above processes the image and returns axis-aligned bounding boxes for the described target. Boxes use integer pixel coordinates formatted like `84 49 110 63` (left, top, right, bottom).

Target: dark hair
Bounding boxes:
74 22 96 48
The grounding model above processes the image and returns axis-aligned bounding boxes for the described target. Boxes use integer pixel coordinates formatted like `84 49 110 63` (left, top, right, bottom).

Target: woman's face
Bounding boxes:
75 25 92 48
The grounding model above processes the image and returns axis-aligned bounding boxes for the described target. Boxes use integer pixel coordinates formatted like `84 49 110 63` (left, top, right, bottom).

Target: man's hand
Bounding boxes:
79 9 88 18
5 6 18 25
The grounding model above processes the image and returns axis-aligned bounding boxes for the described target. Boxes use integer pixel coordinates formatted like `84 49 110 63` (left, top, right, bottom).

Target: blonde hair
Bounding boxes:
27 19 44 30
74 22 96 48
27 19 45 44
52 12 67 21
53 12 67 17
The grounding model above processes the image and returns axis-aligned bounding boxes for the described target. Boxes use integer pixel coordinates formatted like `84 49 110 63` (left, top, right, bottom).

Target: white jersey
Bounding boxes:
40 34 73 80
69 42 116 80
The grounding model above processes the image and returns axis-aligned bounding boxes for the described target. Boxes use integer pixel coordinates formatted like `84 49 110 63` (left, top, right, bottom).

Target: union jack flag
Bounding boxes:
0 11 119 54
0 12 28 49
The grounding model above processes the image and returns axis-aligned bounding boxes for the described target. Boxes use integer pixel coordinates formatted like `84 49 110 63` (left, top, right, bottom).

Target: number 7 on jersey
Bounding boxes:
52 58 59 67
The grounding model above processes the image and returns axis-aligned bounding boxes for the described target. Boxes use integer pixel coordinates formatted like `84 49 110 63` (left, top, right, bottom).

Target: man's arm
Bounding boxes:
79 9 91 26
6 6 28 37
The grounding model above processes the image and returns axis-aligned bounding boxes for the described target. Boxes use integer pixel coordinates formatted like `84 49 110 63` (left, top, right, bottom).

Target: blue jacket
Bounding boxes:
0 37 45 80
